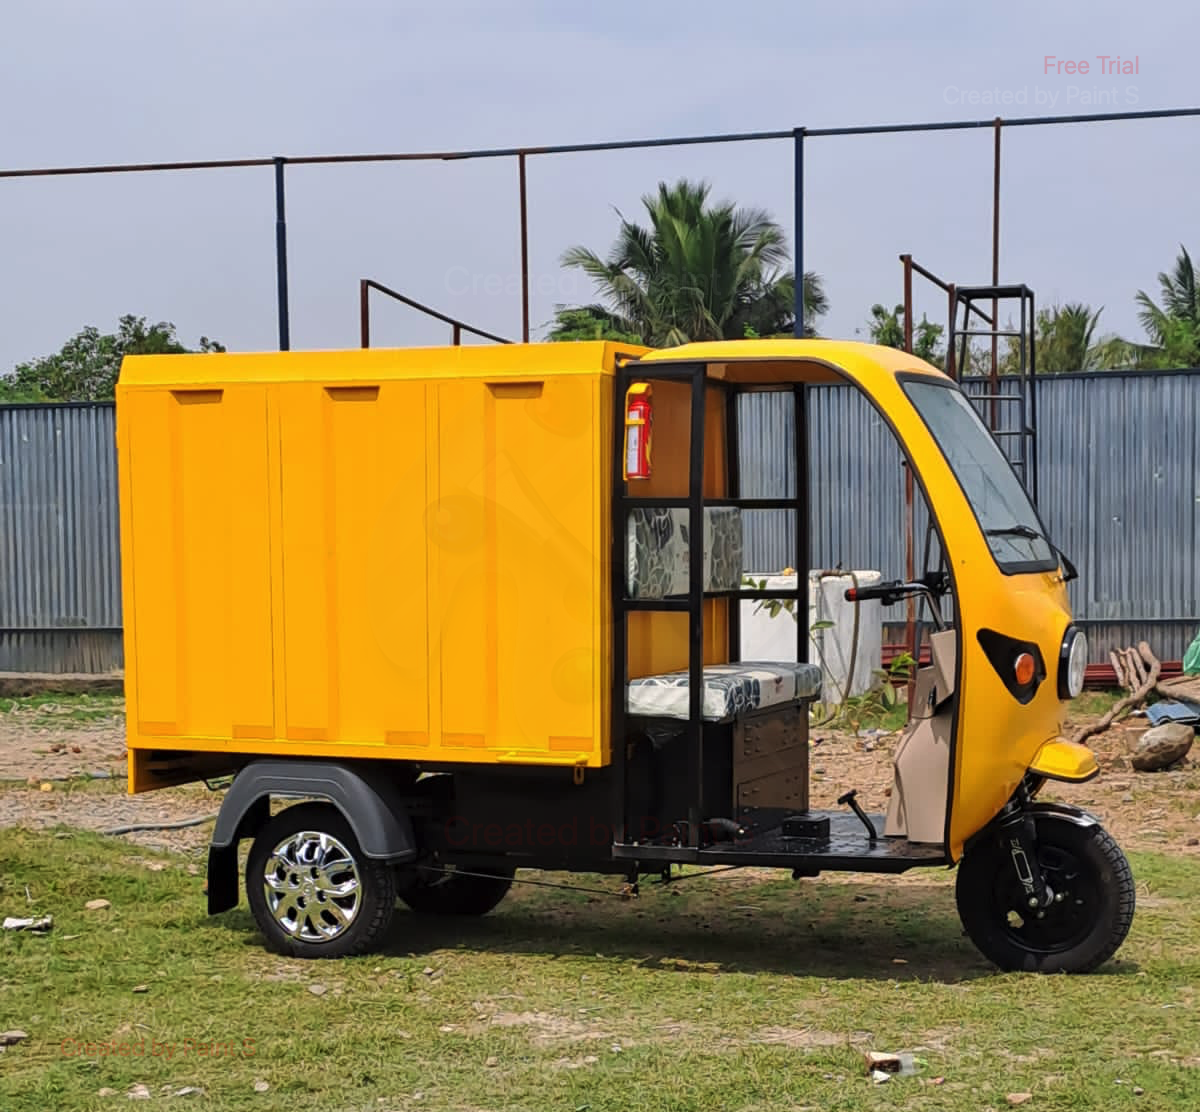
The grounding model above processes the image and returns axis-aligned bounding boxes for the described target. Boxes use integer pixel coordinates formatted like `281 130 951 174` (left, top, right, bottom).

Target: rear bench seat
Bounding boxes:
627 661 823 722
625 506 822 722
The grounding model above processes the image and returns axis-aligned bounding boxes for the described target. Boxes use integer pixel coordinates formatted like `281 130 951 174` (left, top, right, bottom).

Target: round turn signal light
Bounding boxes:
1014 652 1037 687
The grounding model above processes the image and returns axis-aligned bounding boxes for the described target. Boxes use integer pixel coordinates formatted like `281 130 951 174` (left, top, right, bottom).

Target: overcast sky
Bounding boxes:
0 1 1193 368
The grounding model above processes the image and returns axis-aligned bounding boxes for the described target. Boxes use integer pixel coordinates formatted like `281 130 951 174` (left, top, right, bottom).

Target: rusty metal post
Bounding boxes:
518 152 530 342
901 253 914 352
990 117 1002 428
359 279 370 348
453 323 462 346
946 282 958 380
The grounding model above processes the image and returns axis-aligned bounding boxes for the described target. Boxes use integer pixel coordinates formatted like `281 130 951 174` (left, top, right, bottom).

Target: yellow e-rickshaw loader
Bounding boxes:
116 339 1133 972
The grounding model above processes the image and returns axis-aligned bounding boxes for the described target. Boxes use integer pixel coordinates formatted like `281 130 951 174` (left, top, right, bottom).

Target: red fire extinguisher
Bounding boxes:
623 383 653 480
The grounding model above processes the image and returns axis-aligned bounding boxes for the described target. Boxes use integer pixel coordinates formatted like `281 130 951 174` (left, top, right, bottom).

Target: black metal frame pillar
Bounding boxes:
273 157 290 351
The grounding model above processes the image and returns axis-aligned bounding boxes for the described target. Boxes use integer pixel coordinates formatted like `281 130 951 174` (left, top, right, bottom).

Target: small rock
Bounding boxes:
1132 723 1195 772
582 1055 599 1064
1188 838 1199 847
1121 793 1135 804
98 1089 117 1097
132 985 149 994
0 1031 28 1046
146 863 166 873
308 984 327 996
187 864 200 876
128 1083 152 1100
872 1070 891 1084
1007 1095 1033 1106
253 1080 270 1093
173 1087 204 1097
40 782 53 792
891 958 908 965
1134 1088 1145 1096
423 967 435 976
485 1056 499 1067
85 899 111 911
438 1025 455 1033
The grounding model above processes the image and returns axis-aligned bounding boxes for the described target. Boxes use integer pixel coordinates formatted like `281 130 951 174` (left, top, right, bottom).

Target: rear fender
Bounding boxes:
207 760 417 914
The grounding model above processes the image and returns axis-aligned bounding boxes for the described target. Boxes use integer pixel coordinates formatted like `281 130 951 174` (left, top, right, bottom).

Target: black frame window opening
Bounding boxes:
902 378 1057 575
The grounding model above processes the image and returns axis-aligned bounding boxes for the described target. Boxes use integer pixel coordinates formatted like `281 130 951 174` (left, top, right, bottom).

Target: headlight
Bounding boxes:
1058 627 1088 699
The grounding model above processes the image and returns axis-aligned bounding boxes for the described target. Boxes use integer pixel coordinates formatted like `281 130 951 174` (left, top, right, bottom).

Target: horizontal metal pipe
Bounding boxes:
4 107 1198 179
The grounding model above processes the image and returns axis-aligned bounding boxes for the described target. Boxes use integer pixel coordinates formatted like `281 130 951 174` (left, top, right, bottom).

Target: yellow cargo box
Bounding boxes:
118 342 664 789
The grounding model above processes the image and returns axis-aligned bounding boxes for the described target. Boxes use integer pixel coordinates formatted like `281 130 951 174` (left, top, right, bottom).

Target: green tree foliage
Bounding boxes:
1 316 224 402
1133 245 1200 367
553 179 827 346
545 307 642 344
866 304 945 367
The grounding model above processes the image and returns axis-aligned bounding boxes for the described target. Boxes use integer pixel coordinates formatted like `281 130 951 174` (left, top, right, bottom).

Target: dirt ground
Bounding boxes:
0 697 1196 860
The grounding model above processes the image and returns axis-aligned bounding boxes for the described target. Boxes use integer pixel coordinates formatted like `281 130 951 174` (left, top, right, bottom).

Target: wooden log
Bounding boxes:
1071 642 1161 746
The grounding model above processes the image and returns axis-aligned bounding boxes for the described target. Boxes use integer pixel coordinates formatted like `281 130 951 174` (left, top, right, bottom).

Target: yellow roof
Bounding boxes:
117 340 649 389
117 337 946 391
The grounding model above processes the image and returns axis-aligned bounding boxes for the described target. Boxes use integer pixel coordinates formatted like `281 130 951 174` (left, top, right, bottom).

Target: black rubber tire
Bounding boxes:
956 814 1135 973
399 865 515 916
246 802 397 959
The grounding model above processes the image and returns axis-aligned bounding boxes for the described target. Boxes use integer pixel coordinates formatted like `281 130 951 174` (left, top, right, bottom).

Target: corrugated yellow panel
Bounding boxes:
124 390 180 734
432 375 602 759
327 383 429 743
123 387 275 739
275 382 430 745
276 385 334 739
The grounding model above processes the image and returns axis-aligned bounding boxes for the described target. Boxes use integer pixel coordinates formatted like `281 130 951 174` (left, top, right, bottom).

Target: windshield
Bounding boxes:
902 379 1057 574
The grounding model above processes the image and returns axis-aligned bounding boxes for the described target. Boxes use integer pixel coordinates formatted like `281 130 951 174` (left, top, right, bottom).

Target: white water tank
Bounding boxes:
739 570 884 701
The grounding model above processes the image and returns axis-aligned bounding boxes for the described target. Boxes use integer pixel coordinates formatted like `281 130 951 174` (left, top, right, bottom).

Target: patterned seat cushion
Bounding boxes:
627 662 822 722
627 506 743 599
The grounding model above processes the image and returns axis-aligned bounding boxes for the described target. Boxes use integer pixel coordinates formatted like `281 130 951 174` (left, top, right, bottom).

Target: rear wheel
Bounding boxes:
399 865 515 916
246 802 397 958
955 814 1134 973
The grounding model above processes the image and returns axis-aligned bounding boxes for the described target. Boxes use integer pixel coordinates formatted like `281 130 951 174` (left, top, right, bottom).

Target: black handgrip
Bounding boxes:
843 579 904 603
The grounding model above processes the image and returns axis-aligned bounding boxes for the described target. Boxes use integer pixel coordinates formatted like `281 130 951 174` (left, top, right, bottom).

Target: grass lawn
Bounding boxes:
0 694 124 726
2 830 1199 1110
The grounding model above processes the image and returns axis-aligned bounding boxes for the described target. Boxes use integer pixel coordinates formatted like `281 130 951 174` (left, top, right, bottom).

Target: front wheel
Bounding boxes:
246 802 397 958
955 814 1135 973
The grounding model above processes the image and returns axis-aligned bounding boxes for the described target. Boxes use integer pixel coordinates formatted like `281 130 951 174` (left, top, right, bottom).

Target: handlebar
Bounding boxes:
844 579 946 631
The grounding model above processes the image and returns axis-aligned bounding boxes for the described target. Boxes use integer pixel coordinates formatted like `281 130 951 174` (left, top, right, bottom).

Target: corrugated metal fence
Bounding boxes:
739 369 1200 662
1 370 1197 672
0 405 122 672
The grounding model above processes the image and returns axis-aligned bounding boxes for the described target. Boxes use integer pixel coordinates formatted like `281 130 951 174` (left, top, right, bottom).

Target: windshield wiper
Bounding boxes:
985 524 1043 540
985 524 1078 582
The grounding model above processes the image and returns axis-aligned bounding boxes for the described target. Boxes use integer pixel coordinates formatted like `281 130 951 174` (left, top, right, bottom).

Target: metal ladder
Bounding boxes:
948 284 1038 505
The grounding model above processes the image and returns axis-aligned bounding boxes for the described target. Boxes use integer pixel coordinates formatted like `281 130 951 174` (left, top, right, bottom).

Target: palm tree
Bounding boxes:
995 303 1110 374
552 180 826 346
1037 303 1103 372
1133 245 1200 367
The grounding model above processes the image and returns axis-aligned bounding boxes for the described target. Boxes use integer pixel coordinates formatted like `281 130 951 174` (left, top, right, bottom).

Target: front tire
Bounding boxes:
956 814 1135 973
246 802 397 959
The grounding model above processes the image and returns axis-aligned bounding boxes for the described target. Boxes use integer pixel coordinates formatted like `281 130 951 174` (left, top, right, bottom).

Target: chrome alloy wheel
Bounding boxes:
262 829 362 943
